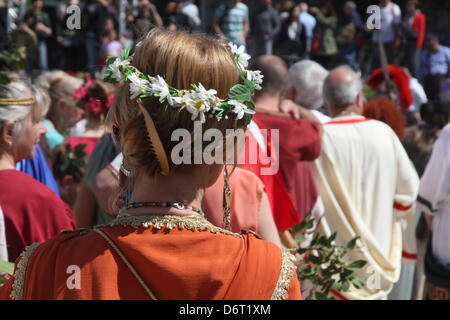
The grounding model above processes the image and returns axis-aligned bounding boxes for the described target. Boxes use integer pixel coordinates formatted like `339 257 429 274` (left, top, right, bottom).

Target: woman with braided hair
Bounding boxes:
0 29 301 300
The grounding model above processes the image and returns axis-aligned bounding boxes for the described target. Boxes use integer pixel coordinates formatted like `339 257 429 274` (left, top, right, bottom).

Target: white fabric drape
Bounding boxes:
311 116 419 300
417 123 450 265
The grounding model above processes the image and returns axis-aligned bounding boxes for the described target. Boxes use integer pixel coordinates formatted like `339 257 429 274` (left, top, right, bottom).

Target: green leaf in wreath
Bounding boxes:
228 84 252 102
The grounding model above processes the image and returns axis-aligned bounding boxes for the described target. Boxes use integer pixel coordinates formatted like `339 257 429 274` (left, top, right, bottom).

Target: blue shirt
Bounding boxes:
42 120 64 151
420 45 450 79
299 12 316 38
16 143 61 197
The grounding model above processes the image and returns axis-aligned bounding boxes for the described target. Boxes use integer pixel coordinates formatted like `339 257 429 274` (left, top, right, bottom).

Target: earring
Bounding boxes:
112 124 120 136
223 166 232 231
120 164 133 177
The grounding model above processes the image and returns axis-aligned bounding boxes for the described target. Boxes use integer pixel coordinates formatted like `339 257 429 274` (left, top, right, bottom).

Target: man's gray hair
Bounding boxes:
323 66 362 109
287 60 329 110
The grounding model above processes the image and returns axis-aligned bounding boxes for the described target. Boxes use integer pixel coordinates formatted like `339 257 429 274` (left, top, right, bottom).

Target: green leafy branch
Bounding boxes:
291 213 367 300
0 48 26 85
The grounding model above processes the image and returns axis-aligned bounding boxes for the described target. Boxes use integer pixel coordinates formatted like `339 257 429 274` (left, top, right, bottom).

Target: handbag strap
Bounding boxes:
93 228 157 300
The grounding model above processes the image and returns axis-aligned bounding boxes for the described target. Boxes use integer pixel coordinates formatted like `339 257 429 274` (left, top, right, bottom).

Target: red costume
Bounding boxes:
0 170 76 261
254 113 322 221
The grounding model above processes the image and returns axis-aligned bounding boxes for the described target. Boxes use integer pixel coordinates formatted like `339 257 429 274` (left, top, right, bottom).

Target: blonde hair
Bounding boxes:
109 28 243 177
35 70 83 121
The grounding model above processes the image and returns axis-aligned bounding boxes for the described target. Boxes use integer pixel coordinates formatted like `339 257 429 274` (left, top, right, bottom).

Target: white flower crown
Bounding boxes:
103 43 263 124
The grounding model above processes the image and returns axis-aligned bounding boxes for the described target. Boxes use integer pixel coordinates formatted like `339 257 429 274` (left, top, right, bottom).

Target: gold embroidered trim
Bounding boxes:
98 214 243 238
10 243 41 300
271 248 297 300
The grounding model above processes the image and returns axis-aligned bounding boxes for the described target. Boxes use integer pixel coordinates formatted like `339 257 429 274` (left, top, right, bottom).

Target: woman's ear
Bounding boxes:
61 175 75 189
0 122 15 146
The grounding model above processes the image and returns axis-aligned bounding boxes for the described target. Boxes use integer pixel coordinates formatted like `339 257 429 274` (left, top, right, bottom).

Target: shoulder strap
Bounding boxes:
93 228 157 300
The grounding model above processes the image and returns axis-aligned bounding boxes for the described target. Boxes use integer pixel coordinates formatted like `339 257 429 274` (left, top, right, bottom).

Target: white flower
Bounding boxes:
109 58 130 82
128 73 151 99
228 100 255 120
186 97 212 123
168 91 194 110
196 83 217 99
229 42 251 70
246 70 264 90
149 75 170 100
209 96 223 111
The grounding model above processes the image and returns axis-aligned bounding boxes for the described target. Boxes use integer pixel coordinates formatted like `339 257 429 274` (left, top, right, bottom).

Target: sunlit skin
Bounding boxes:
54 99 85 134
0 115 47 170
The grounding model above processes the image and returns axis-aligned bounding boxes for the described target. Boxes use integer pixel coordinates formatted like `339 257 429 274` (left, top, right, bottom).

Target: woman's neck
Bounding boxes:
0 151 16 171
255 94 281 114
128 169 208 215
83 117 104 138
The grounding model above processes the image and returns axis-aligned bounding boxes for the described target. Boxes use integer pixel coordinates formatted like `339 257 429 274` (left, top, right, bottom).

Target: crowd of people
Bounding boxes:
0 0 449 301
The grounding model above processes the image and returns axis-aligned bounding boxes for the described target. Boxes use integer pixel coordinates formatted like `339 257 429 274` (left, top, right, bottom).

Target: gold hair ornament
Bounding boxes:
0 96 35 106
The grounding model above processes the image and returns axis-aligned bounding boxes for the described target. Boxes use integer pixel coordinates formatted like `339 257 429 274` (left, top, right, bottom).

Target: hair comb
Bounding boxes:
137 99 170 176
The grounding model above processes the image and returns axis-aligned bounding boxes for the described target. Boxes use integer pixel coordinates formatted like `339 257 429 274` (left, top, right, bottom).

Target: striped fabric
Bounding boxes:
215 3 248 43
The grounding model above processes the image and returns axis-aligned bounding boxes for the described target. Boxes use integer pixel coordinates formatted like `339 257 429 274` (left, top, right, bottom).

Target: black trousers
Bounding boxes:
423 74 446 102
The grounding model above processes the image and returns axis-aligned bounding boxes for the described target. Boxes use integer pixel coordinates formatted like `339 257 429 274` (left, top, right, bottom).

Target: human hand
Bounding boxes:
147 2 157 12
35 22 46 31
424 213 434 230
279 99 301 120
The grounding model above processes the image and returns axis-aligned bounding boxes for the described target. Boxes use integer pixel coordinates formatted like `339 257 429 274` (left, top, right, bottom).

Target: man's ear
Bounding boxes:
356 92 364 114
0 122 15 146
283 87 296 101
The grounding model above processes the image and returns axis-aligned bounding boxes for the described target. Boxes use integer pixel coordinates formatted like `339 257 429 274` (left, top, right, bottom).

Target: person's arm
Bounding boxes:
242 17 250 42
279 99 322 136
212 6 225 38
314 10 337 30
415 13 426 49
279 230 297 249
148 3 163 27
419 50 427 83
73 181 97 228
35 14 52 37
352 11 364 31
445 48 450 78
393 5 402 48
271 9 281 39
258 192 283 248
417 126 450 228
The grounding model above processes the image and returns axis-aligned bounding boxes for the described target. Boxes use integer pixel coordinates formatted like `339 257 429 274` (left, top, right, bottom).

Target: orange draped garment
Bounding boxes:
0 214 301 300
